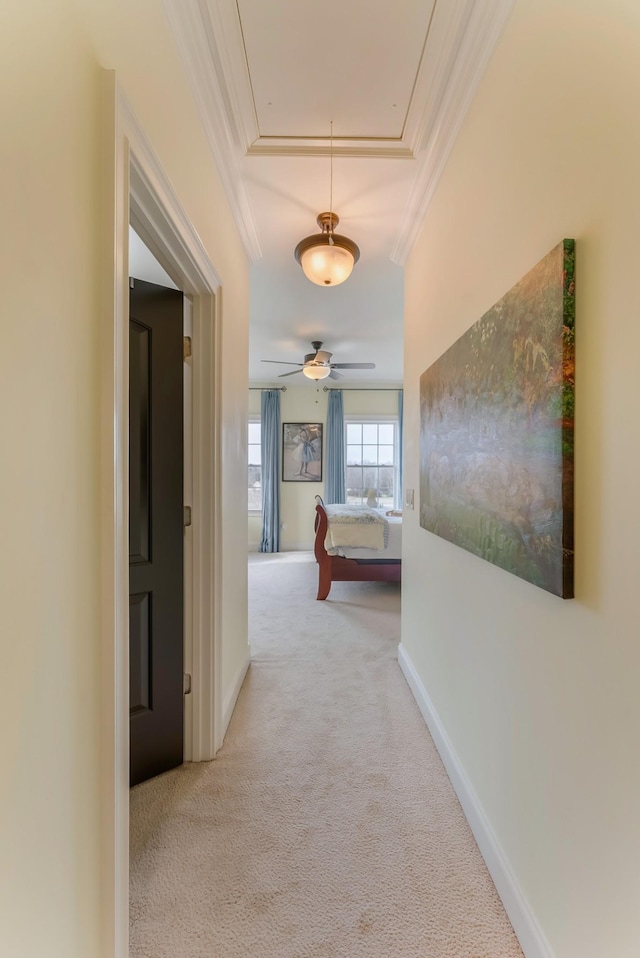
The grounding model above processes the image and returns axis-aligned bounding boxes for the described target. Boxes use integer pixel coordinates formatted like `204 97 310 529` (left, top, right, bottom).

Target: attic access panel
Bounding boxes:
237 0 436 139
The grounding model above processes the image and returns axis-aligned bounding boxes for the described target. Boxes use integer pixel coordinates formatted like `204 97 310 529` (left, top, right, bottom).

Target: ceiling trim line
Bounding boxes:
401 0 475 155
246 143 415 160
202 0 259 152
391 0 517 265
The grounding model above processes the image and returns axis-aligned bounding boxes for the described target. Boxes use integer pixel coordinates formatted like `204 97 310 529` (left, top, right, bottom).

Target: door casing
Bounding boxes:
100 72 224 958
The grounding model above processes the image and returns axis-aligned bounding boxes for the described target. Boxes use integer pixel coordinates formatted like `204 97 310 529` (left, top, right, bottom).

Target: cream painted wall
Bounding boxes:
402 2 640 957
0 4 102 955
249 385 401 550
1 1 249 955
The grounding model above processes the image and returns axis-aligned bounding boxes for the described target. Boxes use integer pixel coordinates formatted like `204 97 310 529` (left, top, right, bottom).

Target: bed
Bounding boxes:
313 496 402 600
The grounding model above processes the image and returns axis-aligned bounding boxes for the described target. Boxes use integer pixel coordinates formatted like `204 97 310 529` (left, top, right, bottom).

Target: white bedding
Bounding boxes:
324 504 402 560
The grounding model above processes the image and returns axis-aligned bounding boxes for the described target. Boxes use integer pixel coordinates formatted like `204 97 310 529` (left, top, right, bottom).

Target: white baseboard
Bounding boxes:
221 648 251 741
397 643 554 958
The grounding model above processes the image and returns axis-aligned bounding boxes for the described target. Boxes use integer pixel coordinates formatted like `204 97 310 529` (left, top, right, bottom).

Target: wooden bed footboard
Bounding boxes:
314 499 401 600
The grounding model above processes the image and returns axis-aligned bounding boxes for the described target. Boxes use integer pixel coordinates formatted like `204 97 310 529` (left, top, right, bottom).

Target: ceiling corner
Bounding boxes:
392 0 517 265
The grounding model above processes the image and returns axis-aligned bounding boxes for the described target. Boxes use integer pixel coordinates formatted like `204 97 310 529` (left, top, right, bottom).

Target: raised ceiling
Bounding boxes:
164 0 514 383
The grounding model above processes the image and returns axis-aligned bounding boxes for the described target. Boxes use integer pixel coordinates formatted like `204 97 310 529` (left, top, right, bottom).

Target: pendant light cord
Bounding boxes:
329 120 334 245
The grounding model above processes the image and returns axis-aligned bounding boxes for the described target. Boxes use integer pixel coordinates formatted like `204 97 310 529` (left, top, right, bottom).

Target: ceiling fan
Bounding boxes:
261 341 375 380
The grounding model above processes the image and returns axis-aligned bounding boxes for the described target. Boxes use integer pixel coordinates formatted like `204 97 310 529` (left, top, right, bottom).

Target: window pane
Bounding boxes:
362 466 378 490
346 467 364 501
248 420 262 511
379 423 394 444
362 423 378 444
379 444 394 465
378 466 394 495
346 445 362 465
363 445 378 464
248 460 262 510
346 423 362 443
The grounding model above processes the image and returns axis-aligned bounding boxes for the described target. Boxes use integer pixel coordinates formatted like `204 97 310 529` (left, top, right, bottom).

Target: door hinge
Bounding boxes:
183 505 192 528
183 673 192 695
183 335 192 360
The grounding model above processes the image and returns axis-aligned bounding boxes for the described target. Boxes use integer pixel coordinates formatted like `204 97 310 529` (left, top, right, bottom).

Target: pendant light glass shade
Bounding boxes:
302 363 331 380
295 212 360 287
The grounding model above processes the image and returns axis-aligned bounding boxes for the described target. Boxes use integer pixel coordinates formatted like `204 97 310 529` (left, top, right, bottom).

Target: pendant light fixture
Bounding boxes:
294 123 360 287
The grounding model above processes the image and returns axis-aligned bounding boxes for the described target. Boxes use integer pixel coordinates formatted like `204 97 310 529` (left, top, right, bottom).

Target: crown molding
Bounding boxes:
199 0 258 154
163 0 262 262
401 0 476 156
391 0 517 265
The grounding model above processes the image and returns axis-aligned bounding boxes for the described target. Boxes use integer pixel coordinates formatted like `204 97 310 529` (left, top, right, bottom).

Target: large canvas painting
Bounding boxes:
419 240 575 598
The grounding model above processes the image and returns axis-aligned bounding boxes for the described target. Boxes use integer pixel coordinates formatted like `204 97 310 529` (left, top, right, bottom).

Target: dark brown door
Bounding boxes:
129 278 184 787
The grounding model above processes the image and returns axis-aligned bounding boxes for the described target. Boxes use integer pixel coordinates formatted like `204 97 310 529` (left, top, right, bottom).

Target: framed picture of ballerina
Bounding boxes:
282 422 323 482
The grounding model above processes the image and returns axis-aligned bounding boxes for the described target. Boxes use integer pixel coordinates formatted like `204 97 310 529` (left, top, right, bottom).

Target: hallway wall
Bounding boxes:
0 2 249 956
402 2 640 957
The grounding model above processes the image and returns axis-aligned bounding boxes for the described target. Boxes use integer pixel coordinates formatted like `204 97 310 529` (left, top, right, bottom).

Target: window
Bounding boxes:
346 420 396 508
248 420 262 512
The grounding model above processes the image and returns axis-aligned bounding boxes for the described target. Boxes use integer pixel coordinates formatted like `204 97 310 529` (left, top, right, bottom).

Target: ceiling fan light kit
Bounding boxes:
302 363 332 380
294 212 360 287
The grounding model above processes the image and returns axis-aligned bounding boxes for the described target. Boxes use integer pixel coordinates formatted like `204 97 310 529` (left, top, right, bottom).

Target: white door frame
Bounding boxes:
100 72 224 957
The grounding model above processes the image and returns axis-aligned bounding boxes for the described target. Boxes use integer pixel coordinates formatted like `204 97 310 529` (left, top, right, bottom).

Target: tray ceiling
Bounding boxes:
163 0 515 382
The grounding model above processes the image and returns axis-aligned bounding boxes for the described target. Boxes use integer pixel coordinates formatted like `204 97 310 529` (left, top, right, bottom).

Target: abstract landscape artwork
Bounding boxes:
419 240 575 597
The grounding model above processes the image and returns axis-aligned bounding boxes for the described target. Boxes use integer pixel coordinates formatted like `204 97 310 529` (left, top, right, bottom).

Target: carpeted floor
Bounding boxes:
130 551 523 957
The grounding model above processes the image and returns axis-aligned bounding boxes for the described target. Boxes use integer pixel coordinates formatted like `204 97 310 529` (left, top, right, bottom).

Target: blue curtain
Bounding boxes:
260 389 281 552
325 389 345 504
396 389 404 509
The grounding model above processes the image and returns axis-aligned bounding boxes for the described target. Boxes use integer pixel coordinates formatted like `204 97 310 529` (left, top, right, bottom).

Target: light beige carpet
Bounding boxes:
130 551 523 958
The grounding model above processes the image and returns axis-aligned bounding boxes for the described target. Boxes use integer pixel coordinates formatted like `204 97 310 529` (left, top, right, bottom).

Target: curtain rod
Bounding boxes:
322 386 402 392
248 385 401 392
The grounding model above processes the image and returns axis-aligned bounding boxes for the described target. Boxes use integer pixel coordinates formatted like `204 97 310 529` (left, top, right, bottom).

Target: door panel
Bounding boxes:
129 321 151 564
129 278 184 787
129 591 151 715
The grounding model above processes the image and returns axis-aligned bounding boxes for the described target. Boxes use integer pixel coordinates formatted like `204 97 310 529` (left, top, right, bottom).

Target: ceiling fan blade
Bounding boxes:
262 360 303 366
331 362 376 369
278 368 304 377
328 370 344 380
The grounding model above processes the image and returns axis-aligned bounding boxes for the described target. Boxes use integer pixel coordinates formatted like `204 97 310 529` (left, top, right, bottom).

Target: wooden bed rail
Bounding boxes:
314 498 401 600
